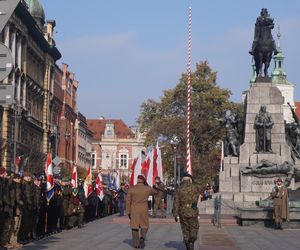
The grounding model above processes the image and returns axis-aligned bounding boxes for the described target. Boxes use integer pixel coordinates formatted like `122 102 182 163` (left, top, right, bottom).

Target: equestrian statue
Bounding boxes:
249 8 278 78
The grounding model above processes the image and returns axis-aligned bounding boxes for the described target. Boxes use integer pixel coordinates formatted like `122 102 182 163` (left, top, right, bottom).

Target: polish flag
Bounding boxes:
71 164 78 189
45 153 54 202
141 151 151 182
129 153 142 186
96 173 104 201
153 147 158 184
129 157 138 187
84 165 93 198
156 143 164 182
147 150 154 186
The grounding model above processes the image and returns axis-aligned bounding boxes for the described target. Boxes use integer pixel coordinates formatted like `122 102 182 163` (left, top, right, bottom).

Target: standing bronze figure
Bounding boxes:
254 105 274 153
249 8 278 78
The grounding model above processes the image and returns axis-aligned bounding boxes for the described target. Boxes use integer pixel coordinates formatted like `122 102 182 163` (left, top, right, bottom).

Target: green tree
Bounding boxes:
138 61 242 186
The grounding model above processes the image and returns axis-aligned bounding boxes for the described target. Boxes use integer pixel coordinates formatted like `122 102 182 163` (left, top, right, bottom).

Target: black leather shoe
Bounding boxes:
140 237 145 249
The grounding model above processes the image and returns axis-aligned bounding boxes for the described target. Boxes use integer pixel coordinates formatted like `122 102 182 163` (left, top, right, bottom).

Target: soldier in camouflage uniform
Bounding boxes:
67 187 84 229
0 167 11 248
61 178 72 229
173 173 200 250
8 173 23 249
18 173 33 243
32 176 41 239
152 176 166 218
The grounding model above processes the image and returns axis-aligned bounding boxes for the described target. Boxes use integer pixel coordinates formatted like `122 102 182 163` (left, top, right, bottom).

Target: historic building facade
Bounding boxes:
0 0 61 173
75 112 93 169
57 63 78 169
87 118 145 180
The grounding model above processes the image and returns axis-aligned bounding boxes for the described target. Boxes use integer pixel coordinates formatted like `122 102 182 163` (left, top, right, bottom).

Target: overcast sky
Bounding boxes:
41 0 300 125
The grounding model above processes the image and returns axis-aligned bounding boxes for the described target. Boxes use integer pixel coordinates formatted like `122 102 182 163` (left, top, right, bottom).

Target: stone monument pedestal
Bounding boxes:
219 81 297 202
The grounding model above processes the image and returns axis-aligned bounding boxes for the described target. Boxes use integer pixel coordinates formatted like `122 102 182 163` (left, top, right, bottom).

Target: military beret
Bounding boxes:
137 174 146 182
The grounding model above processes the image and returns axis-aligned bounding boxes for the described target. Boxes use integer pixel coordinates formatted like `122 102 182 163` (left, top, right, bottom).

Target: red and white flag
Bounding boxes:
147 150 154 186
71 164 78 189
156 142 164 182
96 173 104 201
45 153 54 202
129 157 138 187
141 151 151 182
129 153 142 186
84 165 93 198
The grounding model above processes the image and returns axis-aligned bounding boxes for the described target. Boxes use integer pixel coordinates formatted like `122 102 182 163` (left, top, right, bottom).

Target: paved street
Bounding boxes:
23 215 300 250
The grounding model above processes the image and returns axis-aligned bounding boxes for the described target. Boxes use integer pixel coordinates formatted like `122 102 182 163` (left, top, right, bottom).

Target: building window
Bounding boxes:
92 152 96 169
119 154 128 169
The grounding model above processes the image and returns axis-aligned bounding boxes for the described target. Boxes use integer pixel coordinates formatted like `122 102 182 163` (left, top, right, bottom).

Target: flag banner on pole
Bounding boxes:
156 142 164 182
71 164 78 196
84 165 93 198
113 170 119 191
129 157 138 187
141 151 151 183
45 153 54 202
96 173 105 201
133 154 142 185
147 150 154 186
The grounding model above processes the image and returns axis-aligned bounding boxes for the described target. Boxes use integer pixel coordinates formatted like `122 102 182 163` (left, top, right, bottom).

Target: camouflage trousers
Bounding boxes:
153 198 165 217
0 212 11 246
179 216 199 243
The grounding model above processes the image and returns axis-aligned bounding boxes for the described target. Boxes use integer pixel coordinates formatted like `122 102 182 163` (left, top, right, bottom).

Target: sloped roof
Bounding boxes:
87 119 135 141
295 102 300 119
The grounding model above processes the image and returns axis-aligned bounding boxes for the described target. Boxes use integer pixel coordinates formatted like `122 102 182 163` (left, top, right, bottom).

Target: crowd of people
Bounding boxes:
0 167 126 249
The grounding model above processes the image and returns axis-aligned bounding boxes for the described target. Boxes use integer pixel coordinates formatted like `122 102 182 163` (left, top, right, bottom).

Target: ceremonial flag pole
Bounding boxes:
186 6 193 175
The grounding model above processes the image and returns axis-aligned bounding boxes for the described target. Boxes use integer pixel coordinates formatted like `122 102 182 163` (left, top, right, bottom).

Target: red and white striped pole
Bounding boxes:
186 6 193 175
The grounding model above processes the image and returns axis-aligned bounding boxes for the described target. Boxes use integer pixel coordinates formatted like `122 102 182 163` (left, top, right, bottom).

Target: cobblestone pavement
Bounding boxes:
23 216 300 250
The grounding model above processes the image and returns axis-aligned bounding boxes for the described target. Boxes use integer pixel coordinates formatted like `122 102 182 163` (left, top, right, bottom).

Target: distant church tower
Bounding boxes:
271 26 295 123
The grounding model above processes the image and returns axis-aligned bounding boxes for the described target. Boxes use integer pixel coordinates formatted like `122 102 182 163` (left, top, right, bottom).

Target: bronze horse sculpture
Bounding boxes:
249 8 278 78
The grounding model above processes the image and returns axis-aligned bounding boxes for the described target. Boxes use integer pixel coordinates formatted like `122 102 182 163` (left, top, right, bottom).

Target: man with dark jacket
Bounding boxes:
153 176 166 218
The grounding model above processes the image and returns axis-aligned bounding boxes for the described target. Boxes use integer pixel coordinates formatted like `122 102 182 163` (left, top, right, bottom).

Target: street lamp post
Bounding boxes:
170 135 179 187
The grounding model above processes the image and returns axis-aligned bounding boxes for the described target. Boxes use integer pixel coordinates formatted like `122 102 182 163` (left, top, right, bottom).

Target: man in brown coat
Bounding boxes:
271 178 289 229
126 175 155 249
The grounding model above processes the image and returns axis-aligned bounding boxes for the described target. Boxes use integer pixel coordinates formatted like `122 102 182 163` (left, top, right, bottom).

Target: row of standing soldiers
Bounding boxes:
0 168 117 249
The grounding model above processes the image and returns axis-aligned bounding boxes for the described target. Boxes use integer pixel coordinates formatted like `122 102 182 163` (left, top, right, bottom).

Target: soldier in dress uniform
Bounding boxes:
152 176 166 218
271 178 289 229
173 173 201 250
126 175 156 249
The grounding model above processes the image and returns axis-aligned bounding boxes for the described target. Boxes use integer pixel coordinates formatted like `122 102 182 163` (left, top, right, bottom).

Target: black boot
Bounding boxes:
188 241 194 250
139 237 145 249
184 242 190 250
